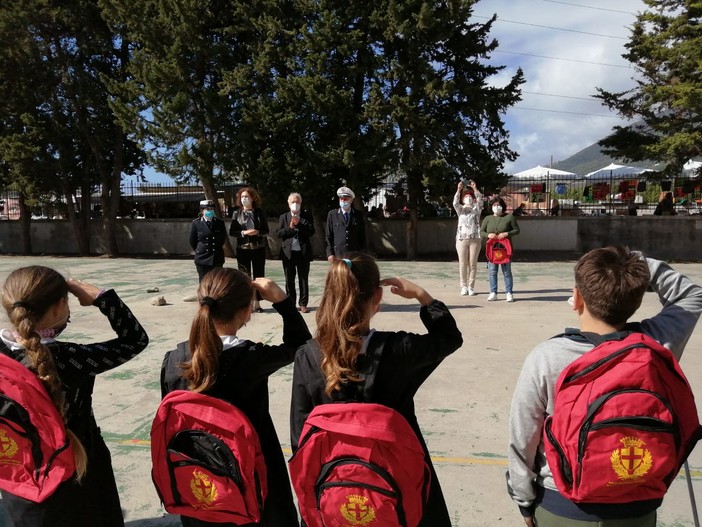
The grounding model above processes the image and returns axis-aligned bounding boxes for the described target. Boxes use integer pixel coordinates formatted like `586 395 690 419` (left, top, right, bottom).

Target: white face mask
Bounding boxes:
340 200 351 211
463 197 473 206
492 205 503 215
289 202 300 213
241 197 252 207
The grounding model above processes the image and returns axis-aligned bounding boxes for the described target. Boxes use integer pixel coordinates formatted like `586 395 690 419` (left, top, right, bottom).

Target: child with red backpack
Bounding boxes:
159 268 310 526
0 266 149 527
507 247 702 526
289 252 463 527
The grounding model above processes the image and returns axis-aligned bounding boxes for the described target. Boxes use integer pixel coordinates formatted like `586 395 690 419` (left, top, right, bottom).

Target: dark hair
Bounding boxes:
316 253 380 396
489 196 507 212
236 187 262 209
181 268 254 392
574 246 650 326
1 266 87 477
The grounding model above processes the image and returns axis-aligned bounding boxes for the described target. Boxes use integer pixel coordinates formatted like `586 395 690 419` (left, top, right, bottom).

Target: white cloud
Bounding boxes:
476 0 645 173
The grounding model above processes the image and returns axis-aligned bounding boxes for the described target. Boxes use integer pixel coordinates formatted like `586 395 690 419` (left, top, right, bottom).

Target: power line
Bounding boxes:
523 91 598 102
473 15 628 40
513 106 621 118
494 49 631 69
542 0 636 15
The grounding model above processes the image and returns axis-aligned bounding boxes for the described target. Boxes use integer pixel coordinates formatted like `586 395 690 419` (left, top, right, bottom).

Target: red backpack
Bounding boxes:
289 343 430 527
544 332 702 503
150 390 268 523
290 403 430 527
485 238 512 264
0 352 76 502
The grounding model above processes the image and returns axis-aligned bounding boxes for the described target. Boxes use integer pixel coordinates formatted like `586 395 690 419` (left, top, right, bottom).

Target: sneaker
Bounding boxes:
460 287 469 296
468 288 476 296
506 293 514 302
487 292 497 301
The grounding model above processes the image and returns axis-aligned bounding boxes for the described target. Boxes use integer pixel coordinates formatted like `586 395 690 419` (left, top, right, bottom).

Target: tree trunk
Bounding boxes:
102 128 124 257
64 189 90 256
18 193 32 255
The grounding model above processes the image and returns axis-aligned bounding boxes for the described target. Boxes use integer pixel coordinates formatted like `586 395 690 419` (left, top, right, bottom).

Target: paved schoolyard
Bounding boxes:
0 255 701 527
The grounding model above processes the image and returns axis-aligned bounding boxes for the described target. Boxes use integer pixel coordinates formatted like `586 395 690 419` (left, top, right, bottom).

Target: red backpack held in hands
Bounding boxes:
289 343 430 527
0 352 76 502
544 332 702 503
150 390 268 523
485 238 512 264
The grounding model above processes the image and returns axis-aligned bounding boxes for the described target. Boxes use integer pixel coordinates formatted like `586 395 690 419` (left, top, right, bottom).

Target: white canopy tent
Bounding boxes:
584 163 651 179
512 165 578 180
683 159 702 172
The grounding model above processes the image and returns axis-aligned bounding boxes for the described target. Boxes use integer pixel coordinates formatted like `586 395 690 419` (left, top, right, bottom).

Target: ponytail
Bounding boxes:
2 266 87 479
180 268 253 392
316 253 380 396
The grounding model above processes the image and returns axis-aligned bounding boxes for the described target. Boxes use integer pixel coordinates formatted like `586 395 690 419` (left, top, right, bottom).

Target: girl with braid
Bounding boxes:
290 252 463 527
161 268 311 526
0 266 149 527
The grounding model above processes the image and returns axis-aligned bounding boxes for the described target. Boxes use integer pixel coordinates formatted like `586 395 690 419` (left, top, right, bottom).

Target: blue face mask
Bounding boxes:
203 210 215 220
340 201 351 211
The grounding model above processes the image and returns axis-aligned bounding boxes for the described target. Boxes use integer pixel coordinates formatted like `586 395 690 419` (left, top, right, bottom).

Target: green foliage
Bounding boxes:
596 0 702 173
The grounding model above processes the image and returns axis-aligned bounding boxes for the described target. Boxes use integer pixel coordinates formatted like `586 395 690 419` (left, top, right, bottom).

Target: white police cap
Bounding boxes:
337 186 355 199
199 199 214 208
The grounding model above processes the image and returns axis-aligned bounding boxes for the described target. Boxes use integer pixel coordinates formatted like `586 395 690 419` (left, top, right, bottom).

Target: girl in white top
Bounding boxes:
453 180 482 295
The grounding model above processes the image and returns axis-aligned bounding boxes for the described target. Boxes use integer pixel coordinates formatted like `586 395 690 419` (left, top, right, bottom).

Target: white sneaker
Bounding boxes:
460 287 469 296
487 292 497 301
506 293 514 302
468 288 476 296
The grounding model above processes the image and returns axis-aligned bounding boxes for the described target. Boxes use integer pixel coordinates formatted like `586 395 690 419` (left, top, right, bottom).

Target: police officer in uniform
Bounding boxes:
325 186 366 261
189 199 226 282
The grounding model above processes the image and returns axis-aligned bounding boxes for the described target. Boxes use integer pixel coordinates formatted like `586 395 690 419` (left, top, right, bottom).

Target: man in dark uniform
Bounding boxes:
325 186 366 262
189 199 226 282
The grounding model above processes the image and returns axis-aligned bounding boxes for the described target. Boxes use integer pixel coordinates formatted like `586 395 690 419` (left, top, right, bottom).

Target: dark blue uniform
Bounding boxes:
325 207 366 258
189 216 226 281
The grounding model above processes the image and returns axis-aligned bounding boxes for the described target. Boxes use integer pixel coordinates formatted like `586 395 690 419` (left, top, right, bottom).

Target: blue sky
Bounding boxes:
478 0 646 172
128 0 645 185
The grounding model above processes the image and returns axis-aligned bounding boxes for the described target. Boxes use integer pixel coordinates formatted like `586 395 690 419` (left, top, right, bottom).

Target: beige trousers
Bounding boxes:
456 238 481 289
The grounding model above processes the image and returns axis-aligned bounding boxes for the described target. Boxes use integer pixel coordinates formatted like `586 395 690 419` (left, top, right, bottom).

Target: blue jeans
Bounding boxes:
488 262 513 293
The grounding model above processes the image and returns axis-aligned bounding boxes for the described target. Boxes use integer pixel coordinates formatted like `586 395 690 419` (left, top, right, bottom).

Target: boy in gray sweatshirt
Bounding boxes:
507 246 702 527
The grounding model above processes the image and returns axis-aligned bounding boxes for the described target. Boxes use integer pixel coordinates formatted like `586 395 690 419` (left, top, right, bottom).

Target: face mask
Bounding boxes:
290 202 300 213
340 201 351 210
37 314 70 340
492 205 503 215
463 197 473 206
203 210 215 220
241 197 252 207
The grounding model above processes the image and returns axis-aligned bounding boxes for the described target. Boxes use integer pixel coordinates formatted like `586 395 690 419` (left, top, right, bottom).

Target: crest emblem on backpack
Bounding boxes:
0 428 18 462
340 494 376 525
610 436 652 480
190 469 219 508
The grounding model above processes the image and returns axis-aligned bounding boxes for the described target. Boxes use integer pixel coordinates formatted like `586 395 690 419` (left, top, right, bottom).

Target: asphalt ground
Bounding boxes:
0 255 701 527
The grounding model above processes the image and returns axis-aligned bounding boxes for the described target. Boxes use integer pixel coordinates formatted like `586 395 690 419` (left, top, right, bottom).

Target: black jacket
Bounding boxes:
189 216 226 266
290 300 462 527
325 207 365 258
0 290 149 527
229 207 269 250
276 210 315 261
161 296 311 527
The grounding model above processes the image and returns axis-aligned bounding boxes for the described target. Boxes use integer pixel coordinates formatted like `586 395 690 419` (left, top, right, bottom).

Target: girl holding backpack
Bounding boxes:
160 267 311 527
290 253 463 527
0 266 149 527
480 196 520 302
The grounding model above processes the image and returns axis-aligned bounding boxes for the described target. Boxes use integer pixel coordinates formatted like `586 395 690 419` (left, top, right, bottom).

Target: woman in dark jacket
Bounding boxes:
0 266 149 527
229 187 269 312
290 253 463 527
161 268 311 527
